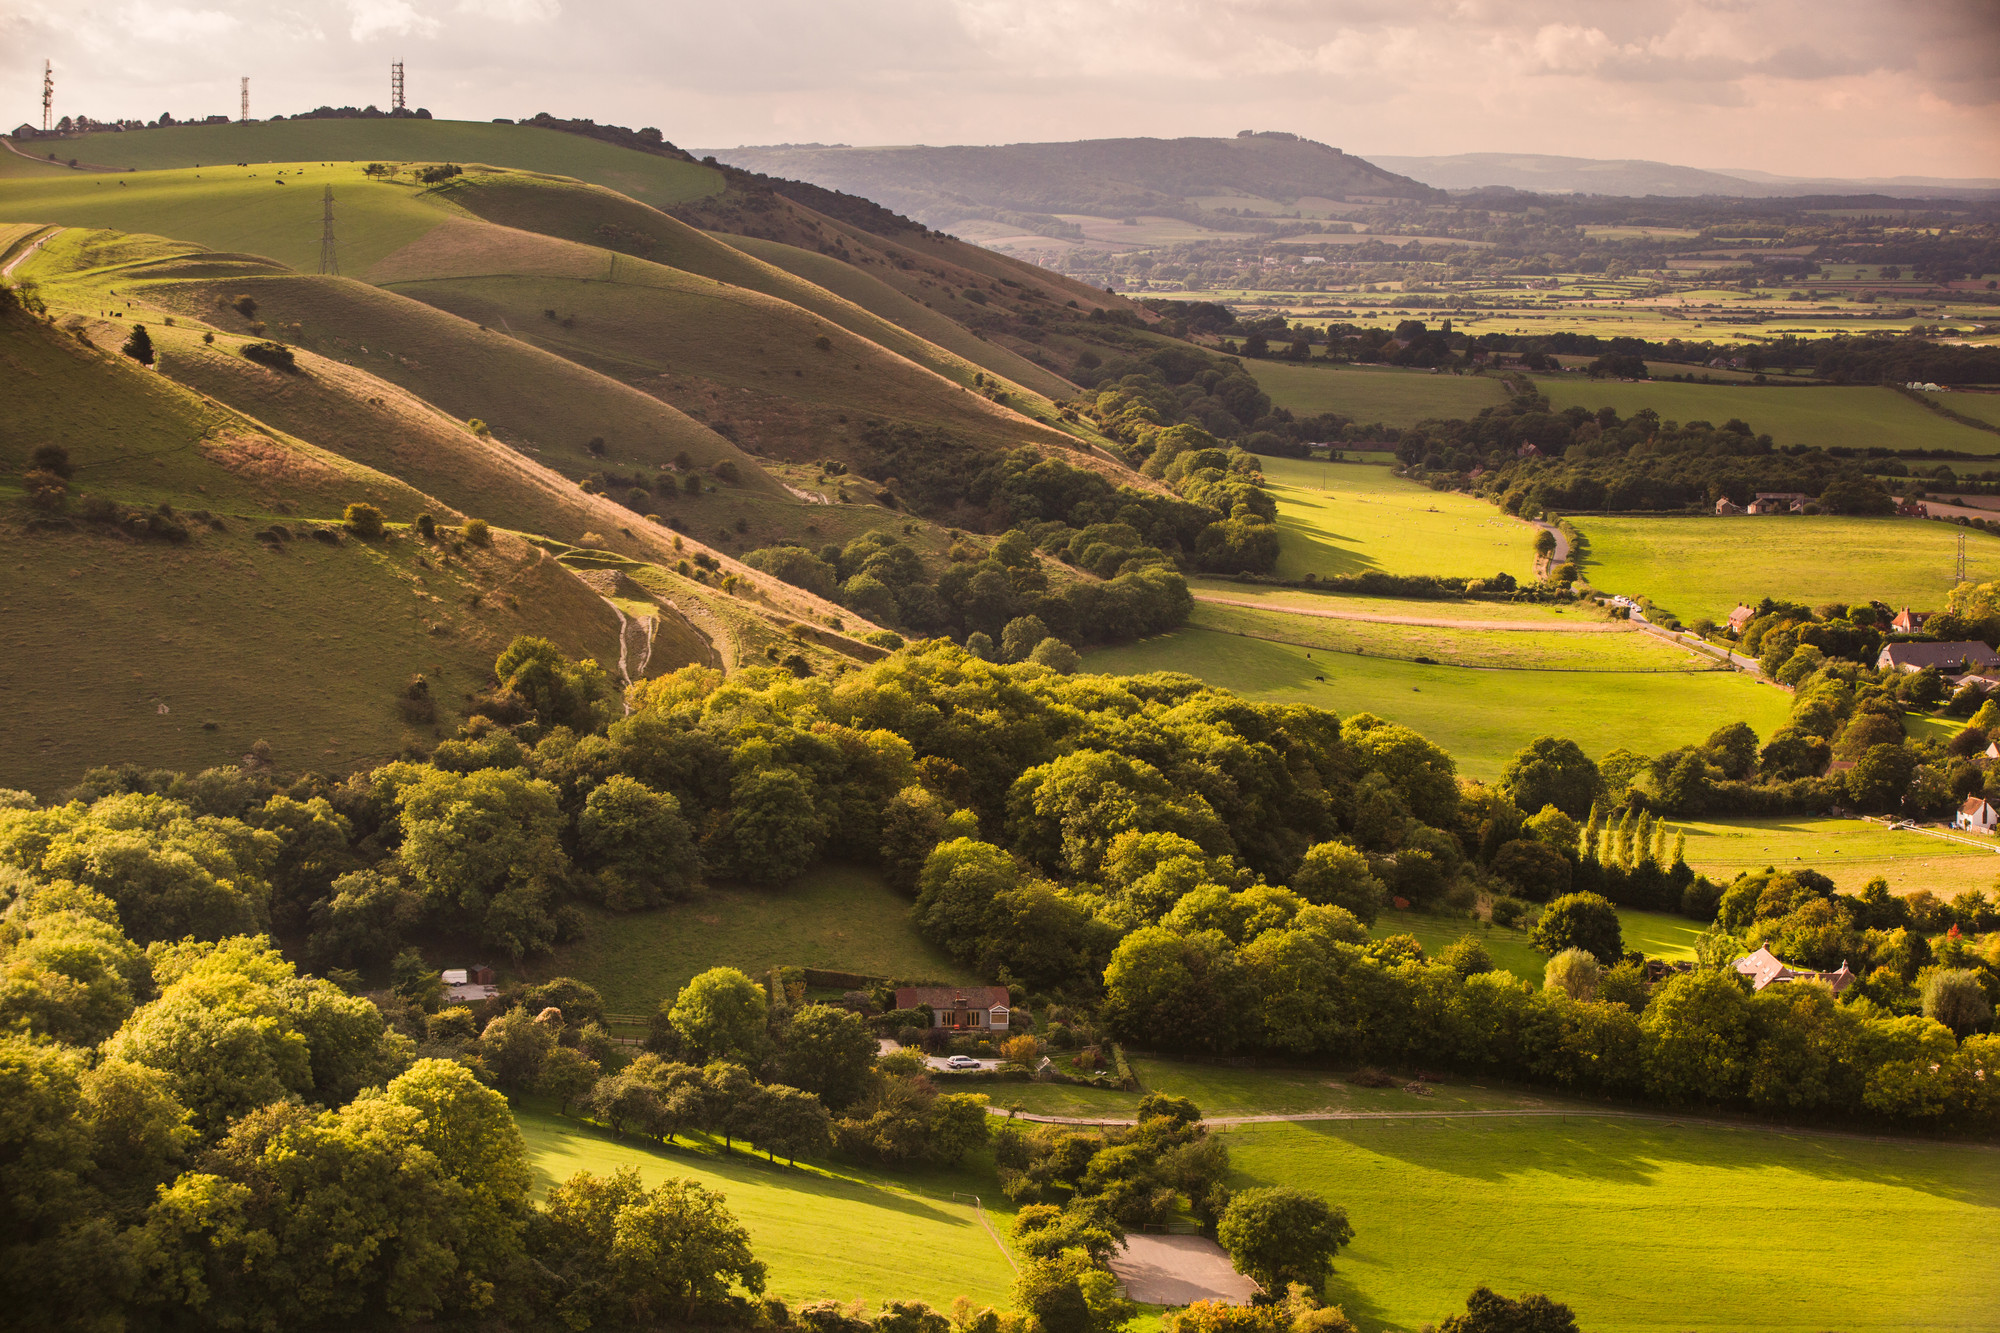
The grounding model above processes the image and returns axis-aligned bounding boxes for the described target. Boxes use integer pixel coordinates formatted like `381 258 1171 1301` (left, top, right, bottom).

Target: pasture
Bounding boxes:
1368 906 1701 984
1260 458 1536 582
525 867 970 1015
1576 513 1977 622
1230 1117 1999 1333
1185 599 1714 672
517 1108 1019 1313
1536 377 1999 455
1082 626 1794 780
53 118 725 211
1186 581 1606 624
1677 815 2000 897
1922 390 2000 429
1244 361 1509 427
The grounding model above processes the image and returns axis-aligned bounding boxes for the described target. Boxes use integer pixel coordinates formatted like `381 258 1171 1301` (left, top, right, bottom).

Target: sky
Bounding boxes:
2 0 1997 179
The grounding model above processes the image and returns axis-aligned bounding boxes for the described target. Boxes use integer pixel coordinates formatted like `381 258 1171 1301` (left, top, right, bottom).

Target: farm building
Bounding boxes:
1957 797 2000 832
1748 492 1809 514
1891 607 1931 633
1715 498 1745 515
894 985 1014 1033
1727 603 1756 633
1876 641 2000 673
1896 500 1931 518
1732 946 1857 995
442 965 498 1002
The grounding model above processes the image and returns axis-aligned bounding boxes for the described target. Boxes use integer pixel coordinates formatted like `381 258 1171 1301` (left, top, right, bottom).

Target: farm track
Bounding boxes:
1 224 58 278
1192 592 1626 633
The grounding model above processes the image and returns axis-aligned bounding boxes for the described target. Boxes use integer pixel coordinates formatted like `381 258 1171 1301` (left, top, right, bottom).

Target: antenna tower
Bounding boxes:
391 61 406 113
240 77 250 124
42 60 53 133
1957 532 1968 585
318 187 339 276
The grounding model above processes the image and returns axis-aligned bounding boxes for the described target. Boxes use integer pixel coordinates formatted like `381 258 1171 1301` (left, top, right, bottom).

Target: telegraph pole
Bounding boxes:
319 187 339 276
42 60 53 133
240 77 250 124
391 61 406 113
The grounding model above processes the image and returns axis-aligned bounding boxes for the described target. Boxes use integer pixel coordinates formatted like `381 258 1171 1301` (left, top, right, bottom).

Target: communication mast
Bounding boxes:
1957 532 1968 585
318 187 339 276
240 77 250 124
42 60 53 133
391 61 406 113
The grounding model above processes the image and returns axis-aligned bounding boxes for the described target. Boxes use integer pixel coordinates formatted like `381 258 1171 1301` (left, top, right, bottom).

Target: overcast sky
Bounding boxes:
3 0 1995 178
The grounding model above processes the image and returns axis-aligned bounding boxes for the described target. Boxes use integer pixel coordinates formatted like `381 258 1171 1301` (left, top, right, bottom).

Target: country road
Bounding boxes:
1192 592 1629 633
1 224 57 279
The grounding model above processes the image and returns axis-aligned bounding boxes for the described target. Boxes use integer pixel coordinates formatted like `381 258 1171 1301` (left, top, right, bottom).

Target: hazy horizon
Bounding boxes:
3 0 1995 179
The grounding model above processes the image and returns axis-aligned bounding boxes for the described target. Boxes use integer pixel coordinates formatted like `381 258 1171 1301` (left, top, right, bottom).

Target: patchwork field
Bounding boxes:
518 1108 1019 1314
1537 377 1999 455
1262 459 1537 583
1921 390 2000 429
1245 362 1510 427
525 867 970 1015
1678 815 2000 897
1082 626 1794 780
1231 1117 1998 1333
1576 513 1978 622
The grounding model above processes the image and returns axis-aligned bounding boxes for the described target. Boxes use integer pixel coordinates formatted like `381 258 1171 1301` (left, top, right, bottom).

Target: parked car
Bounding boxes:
944 1055 981 1069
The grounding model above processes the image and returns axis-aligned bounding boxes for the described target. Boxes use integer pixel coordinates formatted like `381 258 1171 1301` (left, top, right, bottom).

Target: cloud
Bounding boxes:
346 0 441 42
121 4 238 43
456 0 559 22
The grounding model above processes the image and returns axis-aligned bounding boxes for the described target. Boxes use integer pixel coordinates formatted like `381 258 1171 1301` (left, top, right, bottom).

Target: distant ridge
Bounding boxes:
704 133 1440 233
1367 151 2000 200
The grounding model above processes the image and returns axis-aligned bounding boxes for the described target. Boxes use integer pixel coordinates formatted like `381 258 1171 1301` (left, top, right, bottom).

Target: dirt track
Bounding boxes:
1193 592 1630 633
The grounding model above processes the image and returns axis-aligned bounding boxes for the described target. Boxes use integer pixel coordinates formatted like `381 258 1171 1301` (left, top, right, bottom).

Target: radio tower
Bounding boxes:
42 60 53 133
391 61 406 113
1957 532 1968 585
240 77 250 124
318 187 339 276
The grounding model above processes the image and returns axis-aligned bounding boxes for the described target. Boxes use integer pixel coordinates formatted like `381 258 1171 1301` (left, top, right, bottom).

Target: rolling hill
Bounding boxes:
706 132 1440 233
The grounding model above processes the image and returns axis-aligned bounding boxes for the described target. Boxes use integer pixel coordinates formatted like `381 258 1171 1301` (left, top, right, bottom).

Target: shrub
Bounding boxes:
464 518 491 547
241 340 295 371
416 512 436 540
343 503 386 540
1531 892 1623 964
120 324 154 365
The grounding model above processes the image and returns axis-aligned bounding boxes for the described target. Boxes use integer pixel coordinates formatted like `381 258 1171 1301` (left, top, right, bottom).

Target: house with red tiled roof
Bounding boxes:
1891 606 1931 633
1957 796 1999 832
894 985 1014 1033
1732 946 1857 995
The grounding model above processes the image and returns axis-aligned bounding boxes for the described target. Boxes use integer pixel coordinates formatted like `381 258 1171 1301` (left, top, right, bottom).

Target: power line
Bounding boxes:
319 187 339 276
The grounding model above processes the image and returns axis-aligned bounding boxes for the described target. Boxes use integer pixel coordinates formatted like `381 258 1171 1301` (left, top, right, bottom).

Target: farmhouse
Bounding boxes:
1715 497 1744 515
1727 603 1757 633
1732 946 1857 995
1896 500 1930 518
1891 607 1931 633
895 985 1014 1033
1957 797 2000 832
1876 641 2000 673
1748 492 1809 514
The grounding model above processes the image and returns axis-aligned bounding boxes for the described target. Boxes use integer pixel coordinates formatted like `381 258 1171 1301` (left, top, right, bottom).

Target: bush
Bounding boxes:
1531 892 1623 964
241 340 296 371
343 503 386 540
464 518 491 547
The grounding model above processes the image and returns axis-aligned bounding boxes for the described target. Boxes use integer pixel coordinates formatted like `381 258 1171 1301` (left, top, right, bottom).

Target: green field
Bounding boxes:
526 867 971 1015
1245 362 1509 427
1187 599 1713 672
1922 390 2000 429
1262 458 1536 582
1367 907 1700 984
1679 815 2000 896
1230 1117 1999 1333
51 119 724 212
1185 581 1600 625
1082 626 1794 780
1538 377 2000 455
518 1108 1019 1313
1577 513 1981 621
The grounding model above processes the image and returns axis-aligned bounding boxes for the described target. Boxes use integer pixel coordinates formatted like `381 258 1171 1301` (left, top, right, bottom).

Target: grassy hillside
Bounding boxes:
1577 513 1979 621
1677 814 2000 896
1233 1118 1996 1333
1246 362 1512 427
1538 376 1999 455
1264 458 1538 582
518 1109 1018 1314
48 119 725 211
1081 626 1794 780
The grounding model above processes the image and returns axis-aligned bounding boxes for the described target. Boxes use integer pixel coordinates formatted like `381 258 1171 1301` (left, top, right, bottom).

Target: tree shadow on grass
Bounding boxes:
520 1108 982 1228
1245 1116 2000 1207
1273 499 1381 580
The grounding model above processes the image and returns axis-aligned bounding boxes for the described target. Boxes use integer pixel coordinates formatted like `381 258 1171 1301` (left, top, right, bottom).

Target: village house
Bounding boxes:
1957 796 2000 832
1895 499 1930 519
1732 945 1857 995
1984 739 2000 762
1715 497 1744 515
894 985 1014 1033
1727 603 1757 633
1891 606 1931 633
1876 641 2000 674
1748 491 1809 514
